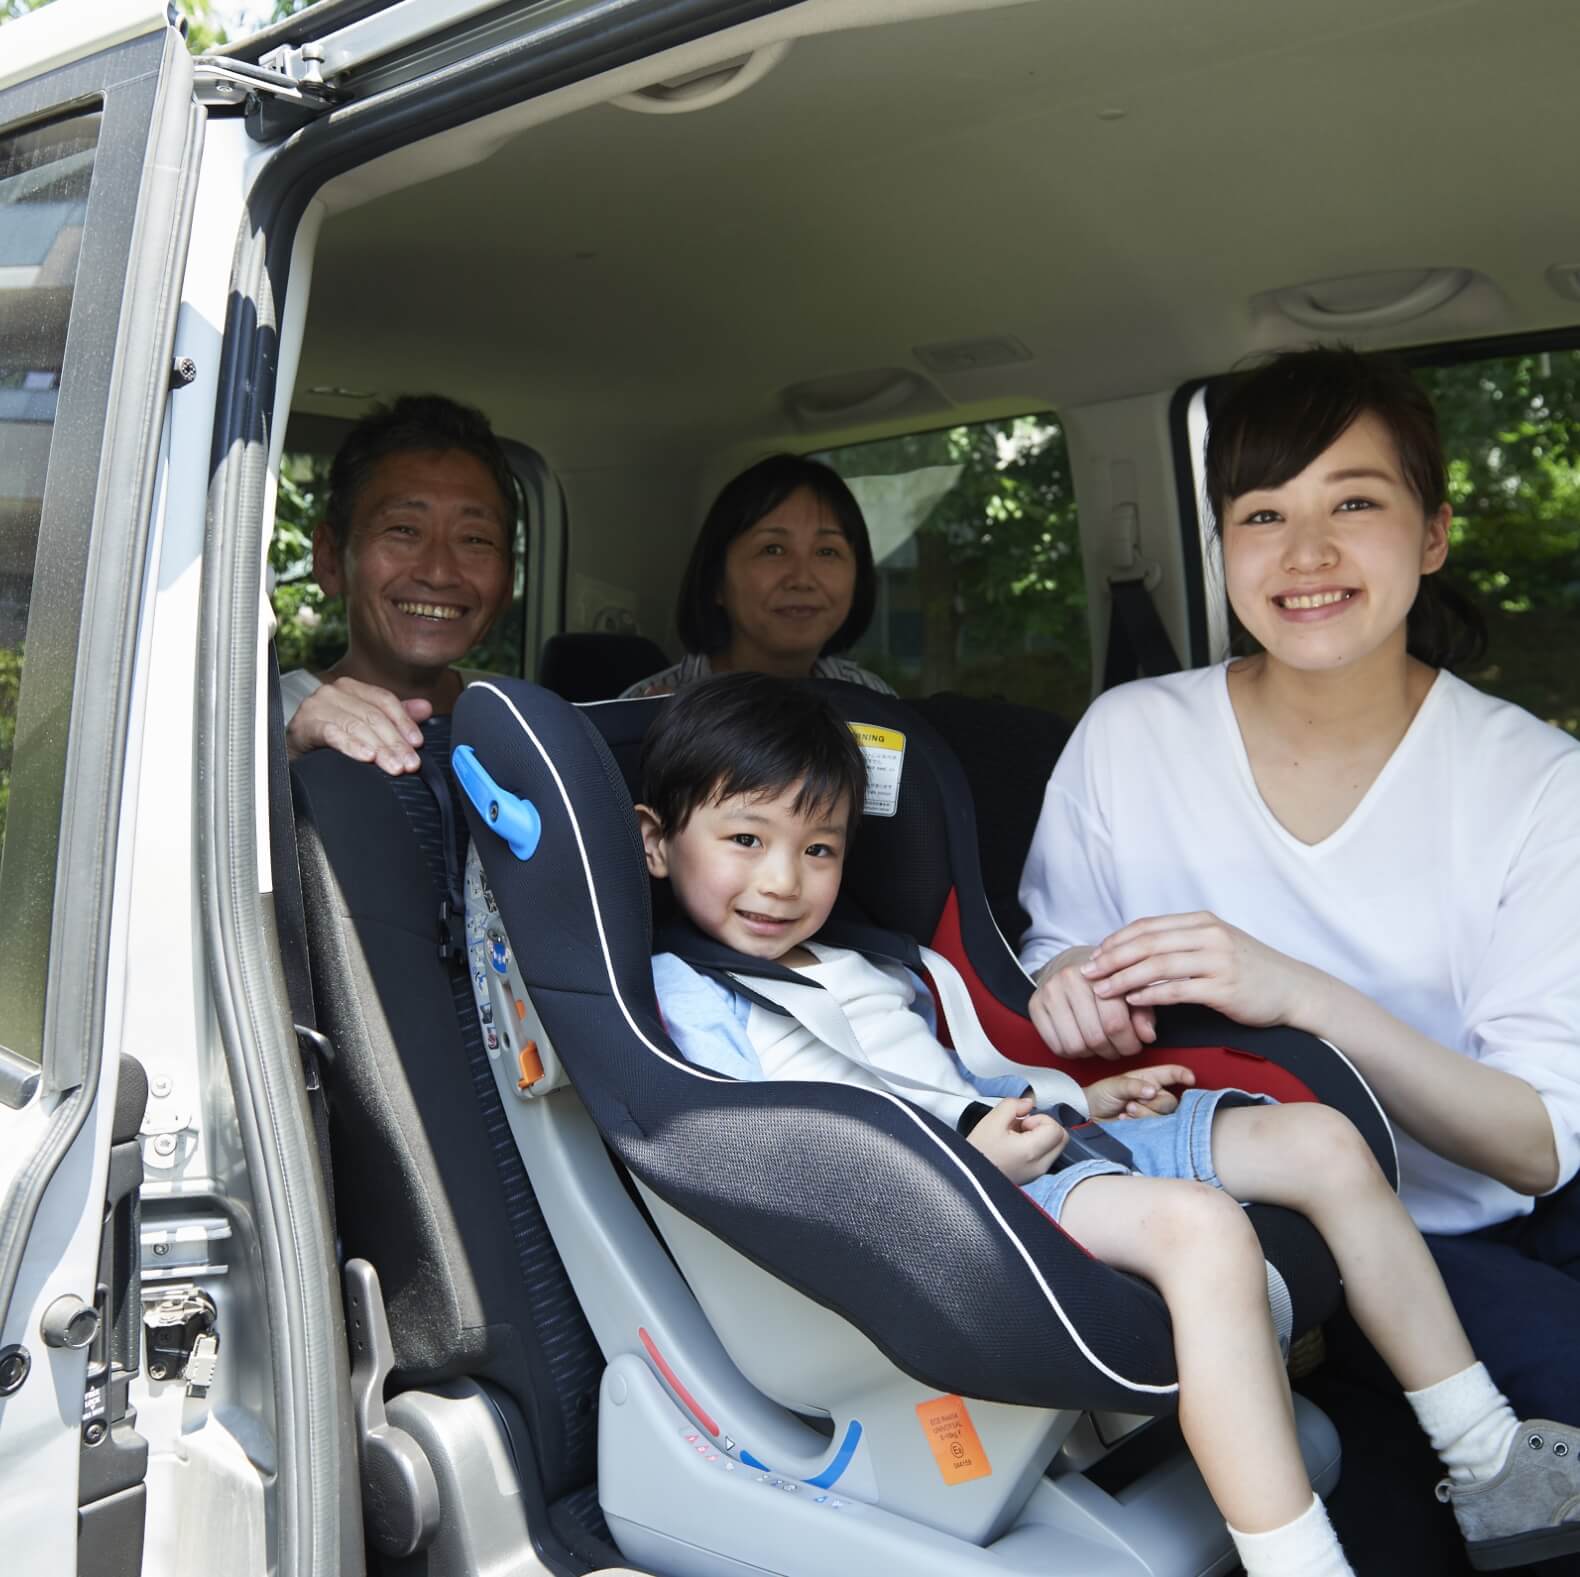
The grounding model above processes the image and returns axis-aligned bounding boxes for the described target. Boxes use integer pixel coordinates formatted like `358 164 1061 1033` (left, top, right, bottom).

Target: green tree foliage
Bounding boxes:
1418 352 1580 731
830 416 1091 716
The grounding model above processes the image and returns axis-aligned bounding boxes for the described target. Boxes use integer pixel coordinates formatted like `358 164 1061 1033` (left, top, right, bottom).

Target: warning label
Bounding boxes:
848 723 906 818
915 1393 992 1485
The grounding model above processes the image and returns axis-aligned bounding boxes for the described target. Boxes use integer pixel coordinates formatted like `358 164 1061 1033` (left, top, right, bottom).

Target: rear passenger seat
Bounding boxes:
290 722 629 1572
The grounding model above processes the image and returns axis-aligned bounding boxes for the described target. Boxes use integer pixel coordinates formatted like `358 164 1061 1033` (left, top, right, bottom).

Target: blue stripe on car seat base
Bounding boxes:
454 744 542 860
739 1450 770 1471
804 1420 863 1489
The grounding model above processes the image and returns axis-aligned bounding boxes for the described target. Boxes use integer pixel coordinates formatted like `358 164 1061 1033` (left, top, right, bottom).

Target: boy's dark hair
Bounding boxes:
325 393 518 552
640 672 867 836
674 454 878 658
1205 345 1486 671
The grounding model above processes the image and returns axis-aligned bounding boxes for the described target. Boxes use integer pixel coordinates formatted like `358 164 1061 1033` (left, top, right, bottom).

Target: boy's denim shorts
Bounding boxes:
1023 1086 1274 1224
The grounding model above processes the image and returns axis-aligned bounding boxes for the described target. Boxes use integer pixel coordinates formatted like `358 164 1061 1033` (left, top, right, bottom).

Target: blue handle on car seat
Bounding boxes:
453 745 541 861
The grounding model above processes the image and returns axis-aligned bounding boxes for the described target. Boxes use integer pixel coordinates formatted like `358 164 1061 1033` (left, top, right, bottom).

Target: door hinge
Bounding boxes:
192 55 341 139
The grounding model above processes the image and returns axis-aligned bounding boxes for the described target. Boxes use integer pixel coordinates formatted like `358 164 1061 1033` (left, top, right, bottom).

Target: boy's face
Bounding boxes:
637 781 850 961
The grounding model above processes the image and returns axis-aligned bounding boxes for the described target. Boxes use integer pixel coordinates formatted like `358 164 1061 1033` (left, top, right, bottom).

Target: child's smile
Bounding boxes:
637 781 851 962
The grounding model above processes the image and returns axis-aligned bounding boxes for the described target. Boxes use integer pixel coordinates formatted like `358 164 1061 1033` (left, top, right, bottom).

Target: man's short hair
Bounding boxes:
325 393 517 551
640 673 867 836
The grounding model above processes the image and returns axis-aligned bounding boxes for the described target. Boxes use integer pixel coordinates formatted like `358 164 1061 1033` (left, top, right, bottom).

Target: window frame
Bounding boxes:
0 34 190 1100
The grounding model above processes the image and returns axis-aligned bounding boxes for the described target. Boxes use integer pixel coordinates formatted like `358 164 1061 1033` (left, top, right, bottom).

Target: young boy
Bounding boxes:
636 673 1580 1577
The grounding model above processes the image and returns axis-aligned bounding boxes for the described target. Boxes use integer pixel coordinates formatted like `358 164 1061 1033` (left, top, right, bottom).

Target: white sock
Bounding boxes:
1406 1361 1519 1486
1228 1493 1353 1577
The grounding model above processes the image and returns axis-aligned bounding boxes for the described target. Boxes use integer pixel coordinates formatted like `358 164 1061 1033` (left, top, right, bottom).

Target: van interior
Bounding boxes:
53 0 1578 1572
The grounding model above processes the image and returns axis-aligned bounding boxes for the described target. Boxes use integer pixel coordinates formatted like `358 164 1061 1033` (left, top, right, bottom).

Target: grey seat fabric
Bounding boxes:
290 744 620 1570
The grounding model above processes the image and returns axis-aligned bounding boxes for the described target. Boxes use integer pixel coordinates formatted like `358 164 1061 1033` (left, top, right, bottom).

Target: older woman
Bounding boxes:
623 453 895 697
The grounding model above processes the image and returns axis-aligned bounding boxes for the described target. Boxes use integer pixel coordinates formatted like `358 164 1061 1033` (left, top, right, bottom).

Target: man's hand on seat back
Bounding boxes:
286 676 432 775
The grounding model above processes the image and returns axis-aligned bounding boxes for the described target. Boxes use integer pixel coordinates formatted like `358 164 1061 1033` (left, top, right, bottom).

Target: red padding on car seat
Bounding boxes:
928 889 1317 1104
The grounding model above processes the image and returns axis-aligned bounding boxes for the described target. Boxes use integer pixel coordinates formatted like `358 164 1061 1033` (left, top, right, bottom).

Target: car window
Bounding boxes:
270 446 530 680
0 109 99 863
816 415 1088 717
1414 350 1580 736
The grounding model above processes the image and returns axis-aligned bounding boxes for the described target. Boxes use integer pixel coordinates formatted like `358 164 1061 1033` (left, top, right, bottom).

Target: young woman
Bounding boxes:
621 453 894 697
1019 346 1580 1570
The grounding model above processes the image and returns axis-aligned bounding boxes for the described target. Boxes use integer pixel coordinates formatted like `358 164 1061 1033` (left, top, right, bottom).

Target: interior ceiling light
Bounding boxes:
1545 264 1580 303
1263 268 1471 330
610 42 792 115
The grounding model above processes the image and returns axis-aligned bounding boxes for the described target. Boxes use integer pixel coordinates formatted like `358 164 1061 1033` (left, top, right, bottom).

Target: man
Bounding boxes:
283 394 516 774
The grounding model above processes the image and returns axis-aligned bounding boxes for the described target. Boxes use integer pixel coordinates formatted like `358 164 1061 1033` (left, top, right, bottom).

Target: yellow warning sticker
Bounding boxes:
848 723 906 818
916 1394 992 1485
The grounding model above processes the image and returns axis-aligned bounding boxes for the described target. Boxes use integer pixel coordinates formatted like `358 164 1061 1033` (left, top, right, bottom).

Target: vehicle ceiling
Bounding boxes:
295 0 1580 470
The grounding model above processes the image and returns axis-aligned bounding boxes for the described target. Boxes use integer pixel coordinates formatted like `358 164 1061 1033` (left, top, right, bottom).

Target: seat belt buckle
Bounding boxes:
1048 1102 1136 1170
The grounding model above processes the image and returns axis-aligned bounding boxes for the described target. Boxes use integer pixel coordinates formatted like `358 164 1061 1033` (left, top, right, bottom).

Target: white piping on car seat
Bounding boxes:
469 682 1180 1400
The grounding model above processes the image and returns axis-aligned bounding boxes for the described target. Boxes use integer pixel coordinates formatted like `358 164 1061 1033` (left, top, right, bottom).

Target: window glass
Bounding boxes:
817 415 1088 717
270 447 528 679
0 110 100 862
1415 352 1580 736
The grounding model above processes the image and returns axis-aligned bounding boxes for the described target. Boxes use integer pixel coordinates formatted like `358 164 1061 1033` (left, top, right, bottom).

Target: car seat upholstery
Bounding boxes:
538 632 671 703
290 744 631 1574
450 677 1388 1575
905 692 1074 945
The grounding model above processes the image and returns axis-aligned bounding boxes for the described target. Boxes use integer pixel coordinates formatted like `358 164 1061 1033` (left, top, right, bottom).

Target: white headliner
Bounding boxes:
295 0 1580 473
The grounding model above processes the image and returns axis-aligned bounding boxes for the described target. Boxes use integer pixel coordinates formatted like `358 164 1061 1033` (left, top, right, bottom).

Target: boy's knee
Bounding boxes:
1277 1103 1383 1191
1157 1181 1261 1272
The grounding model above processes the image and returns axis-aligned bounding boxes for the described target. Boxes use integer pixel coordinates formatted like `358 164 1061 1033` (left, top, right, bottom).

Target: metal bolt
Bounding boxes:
150 1076 172 1098
0 1345 30 1397
82 1419 107 1447
148 1363 167 1381
152 1241 170 1257
151 1134 177 1158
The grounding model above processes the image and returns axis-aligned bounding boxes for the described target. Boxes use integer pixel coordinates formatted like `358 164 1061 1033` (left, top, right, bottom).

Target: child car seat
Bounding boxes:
450 677 1392 1576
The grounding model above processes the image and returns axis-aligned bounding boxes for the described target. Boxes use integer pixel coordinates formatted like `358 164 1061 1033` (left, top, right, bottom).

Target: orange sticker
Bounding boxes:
915 1394 992 1485
516 1040 544 1090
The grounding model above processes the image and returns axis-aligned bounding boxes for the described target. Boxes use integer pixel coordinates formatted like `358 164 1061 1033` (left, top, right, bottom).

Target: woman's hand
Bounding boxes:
1083 912 1320 1028
968 1096 1069 1185
1028 946 1158 1061
1083 1064 1197 1120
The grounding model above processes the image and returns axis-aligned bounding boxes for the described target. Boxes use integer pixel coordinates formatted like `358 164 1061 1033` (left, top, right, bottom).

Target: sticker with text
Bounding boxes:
848 723 906 818
916 1393 992 1485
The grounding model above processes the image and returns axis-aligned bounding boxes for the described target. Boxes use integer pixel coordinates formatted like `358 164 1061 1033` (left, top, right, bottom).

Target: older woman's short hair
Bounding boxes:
674 454 878 657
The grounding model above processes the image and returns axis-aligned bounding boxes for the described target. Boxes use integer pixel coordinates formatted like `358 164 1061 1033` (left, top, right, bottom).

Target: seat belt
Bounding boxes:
266 650 338 1238
735 955 1088 1116
1102 577 1182 689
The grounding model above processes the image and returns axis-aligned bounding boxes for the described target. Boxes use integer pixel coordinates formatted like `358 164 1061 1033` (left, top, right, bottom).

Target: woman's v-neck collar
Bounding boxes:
1213 662 1447 855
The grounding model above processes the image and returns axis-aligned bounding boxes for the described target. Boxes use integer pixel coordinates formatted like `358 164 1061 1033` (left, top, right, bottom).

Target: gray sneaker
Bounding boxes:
1437 1420 1580 1571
